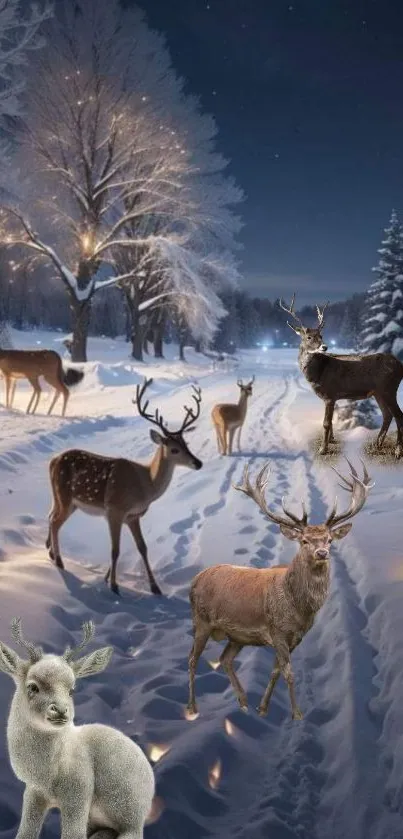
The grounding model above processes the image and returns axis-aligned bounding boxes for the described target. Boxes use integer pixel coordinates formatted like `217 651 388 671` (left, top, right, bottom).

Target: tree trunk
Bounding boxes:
69 262 94 362
153 315 165 358
194 339 202 353
178 338 186 362
70 297 91 362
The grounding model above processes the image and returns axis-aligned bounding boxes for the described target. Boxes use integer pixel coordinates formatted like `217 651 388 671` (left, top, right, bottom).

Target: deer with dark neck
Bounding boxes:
280 293 403 457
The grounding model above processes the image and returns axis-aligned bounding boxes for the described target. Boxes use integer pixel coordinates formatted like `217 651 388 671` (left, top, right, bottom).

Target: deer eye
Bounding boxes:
170 447 180 454
302 538 309 545
27 683 39 695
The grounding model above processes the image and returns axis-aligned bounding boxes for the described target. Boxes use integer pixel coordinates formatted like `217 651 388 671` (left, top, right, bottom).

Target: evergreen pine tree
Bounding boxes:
360 210 403 356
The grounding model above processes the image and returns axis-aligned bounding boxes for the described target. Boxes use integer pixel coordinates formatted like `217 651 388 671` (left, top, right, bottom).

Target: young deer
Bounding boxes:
211 376 255 455
0 348 84 415
280 293 403 457
187 459 372 720
46 377 203 596
0 619 154 839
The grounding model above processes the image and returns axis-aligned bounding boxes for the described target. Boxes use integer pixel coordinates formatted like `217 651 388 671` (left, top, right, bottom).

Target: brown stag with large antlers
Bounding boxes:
279 293 403 456
187 459 372 720
46 377 203 595
211 376 255 455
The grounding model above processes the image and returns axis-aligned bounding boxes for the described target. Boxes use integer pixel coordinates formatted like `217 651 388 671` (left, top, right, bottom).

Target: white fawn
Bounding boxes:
187 458 373 720
46 377 203 595
211 375 255 455
0 619 154 839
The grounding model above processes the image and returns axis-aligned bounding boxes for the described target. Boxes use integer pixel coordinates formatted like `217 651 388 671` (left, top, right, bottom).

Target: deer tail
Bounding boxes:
62 367 84 387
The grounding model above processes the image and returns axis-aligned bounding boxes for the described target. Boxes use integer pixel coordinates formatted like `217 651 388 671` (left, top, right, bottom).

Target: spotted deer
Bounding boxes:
211 376 255 455
187 459 373 720
279 293 403 457
46 377 203 596
0 348 84 415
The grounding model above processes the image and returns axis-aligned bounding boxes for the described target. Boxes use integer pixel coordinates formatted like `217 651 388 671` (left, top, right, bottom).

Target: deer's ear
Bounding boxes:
150 429 165 446
72 647 113 679
331 523 352 540
279 524 301 541
0 642 22 677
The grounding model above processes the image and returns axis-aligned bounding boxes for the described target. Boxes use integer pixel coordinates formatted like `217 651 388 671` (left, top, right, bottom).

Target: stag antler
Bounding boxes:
278 293 304 333
234 463 307 529
326 458 373 528
63 621 96 662
10 618 43 662
133 377 171 436
316 301 329 328
134 377 202 437
178 385 202 434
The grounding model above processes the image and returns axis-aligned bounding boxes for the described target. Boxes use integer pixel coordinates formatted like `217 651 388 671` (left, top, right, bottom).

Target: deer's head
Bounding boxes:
279 294 329 354
0 620 112 732
237 376 255 398
234 459 373 569
134 377 203 471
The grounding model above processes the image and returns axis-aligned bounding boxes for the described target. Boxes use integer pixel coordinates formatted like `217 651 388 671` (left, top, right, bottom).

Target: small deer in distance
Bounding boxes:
0 619 154 839
279 293 403 457
187 459 372 720
46 377 203 596
211 375 255 455
0 348 83 416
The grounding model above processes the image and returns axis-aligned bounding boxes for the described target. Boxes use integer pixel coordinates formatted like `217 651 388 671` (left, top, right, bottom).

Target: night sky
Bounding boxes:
139 0 403 305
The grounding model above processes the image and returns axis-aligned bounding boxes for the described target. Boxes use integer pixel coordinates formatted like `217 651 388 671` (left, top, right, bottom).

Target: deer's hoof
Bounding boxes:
110 583 121 597
239 700 248 712
318 447 328 456
186 703 198 718
150 582 163 595
292 708 304 721
257 705 268 717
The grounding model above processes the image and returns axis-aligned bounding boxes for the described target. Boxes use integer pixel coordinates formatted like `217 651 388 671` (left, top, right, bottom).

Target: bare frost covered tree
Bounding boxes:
0 0 51 122
0 0 243 361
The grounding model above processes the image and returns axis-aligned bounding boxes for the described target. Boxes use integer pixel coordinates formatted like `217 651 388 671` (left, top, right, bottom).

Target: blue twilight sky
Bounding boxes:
138 0 403 303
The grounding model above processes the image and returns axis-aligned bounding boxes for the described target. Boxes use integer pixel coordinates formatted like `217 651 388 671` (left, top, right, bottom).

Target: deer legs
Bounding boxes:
258 638 302 719
219 641 247 709
126 516 162 595
319 400 335 454
104 515 162 596
187 624 211 715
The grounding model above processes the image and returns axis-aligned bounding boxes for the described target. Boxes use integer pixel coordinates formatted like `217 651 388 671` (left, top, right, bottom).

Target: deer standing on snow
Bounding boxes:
0 348 83 415
0 619 154 839
211 376 255 455
187 459 372 720
280 293 403 457
46 377 203 596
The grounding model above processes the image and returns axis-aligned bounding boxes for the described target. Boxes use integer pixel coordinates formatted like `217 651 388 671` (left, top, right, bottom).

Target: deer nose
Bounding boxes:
193 457 203 471
315 549 329 560
48 703 68 718
321 344 328 352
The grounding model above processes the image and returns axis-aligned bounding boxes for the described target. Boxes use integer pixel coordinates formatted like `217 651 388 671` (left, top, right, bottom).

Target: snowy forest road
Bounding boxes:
0 351 403 839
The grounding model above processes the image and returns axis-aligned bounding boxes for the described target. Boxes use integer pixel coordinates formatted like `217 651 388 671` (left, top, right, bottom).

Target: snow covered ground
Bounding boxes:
1 329 403 838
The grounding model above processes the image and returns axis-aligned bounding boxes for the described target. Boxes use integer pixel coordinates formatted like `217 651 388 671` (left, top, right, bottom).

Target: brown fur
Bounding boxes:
280 295 403 456
46 379 203 596
187 524 351 720
211 377 254 455
0 349 82 416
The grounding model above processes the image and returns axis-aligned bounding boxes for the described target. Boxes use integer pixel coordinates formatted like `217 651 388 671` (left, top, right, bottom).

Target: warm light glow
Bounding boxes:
224 718 236 736
184 707 199 722
145 796 165 824
208 759 222 789
147 743 171 763
207 660 221 670
81 231 93 255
